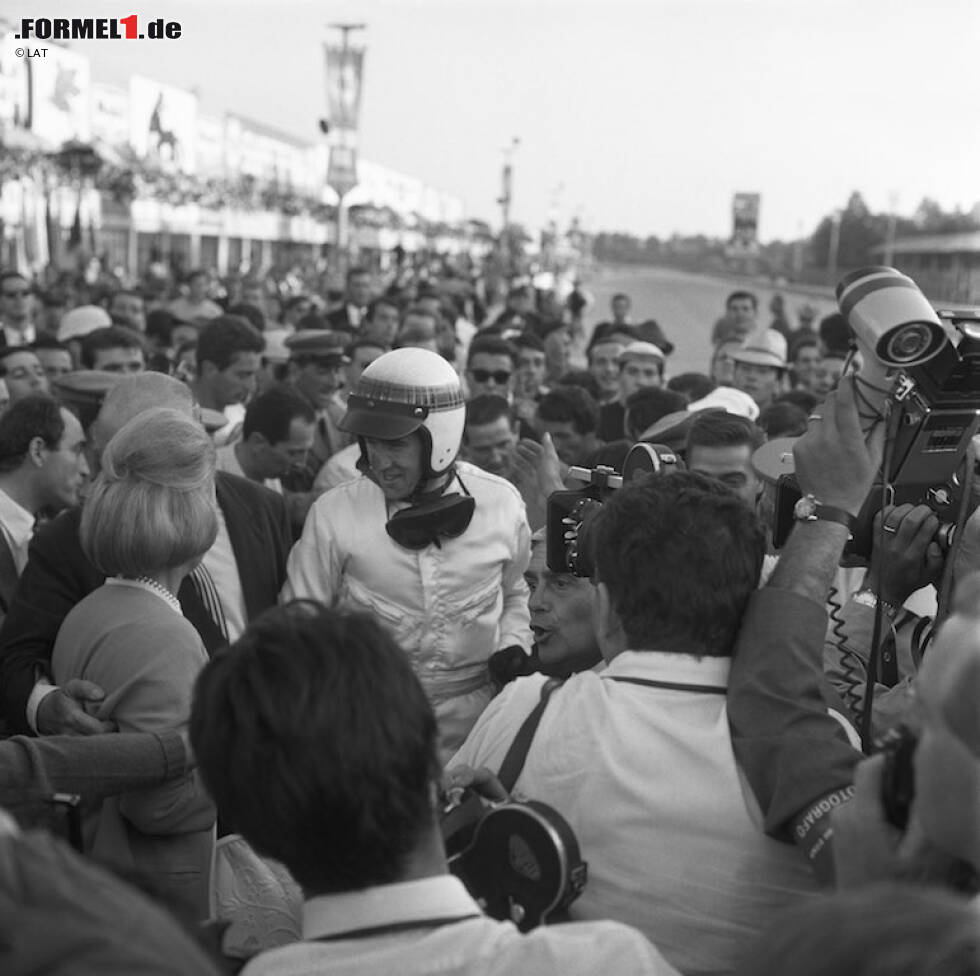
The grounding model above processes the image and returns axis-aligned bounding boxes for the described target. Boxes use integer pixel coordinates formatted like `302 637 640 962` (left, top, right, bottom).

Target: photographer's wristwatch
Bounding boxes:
793 493 856 535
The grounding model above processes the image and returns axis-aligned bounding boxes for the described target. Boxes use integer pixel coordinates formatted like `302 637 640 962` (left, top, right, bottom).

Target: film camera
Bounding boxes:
546 443 684 576
769 267 980 560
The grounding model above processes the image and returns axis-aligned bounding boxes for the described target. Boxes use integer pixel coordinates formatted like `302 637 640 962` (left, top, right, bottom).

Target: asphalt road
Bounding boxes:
581 265 839 377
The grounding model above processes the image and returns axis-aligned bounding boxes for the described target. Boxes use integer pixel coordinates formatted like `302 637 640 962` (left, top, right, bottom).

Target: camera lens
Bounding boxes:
934 522 956 551
885 323 932 364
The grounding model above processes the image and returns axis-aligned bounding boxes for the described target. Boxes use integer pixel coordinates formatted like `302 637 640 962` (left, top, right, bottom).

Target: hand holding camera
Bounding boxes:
866 504 944 607
792 374 885 518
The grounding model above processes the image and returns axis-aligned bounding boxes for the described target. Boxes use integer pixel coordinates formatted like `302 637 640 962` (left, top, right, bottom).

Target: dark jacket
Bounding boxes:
0 472 292 734
0 535 20 626
325 304 362 335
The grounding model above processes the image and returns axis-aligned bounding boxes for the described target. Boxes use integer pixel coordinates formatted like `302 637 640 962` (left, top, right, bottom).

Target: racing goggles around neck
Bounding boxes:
386 477 475 550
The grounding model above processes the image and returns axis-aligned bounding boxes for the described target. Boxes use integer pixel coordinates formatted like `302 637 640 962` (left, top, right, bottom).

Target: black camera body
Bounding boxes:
875 723 918 831
546 443 684 577
771 312 980 560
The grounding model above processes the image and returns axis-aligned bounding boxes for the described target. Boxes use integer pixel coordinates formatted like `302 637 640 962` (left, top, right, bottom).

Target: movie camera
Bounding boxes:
545 443 685 577
768 267 980 560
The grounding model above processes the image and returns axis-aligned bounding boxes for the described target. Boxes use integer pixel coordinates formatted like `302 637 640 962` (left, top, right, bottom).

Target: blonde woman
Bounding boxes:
52 407 218 918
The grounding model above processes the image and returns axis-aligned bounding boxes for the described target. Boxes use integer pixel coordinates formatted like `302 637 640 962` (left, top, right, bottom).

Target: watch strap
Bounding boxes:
795 493 856 533
811 503 857 533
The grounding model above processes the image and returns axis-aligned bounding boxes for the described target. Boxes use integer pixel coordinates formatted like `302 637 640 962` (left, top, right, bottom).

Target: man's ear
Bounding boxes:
27 436 47 469
593 579 627 660
593 581 614 641
200 360 217 381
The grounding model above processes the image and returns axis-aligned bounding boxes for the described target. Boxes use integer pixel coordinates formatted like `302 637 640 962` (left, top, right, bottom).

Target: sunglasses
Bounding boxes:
471 369 511 385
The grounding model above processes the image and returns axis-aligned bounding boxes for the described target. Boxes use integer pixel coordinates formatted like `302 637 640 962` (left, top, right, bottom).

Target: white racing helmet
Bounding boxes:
339 347 465 478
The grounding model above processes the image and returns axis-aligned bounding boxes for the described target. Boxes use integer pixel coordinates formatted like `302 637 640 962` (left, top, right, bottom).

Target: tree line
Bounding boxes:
591 193 980 274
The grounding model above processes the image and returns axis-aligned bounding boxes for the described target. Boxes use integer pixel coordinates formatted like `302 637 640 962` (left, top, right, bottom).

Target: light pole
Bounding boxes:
324 22 366 277
827 209 843 288
497 136 519 271
883 191 899 267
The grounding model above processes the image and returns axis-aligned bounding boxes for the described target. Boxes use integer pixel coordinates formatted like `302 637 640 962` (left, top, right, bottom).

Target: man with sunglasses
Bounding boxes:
283 347 532 759
464 335 517 400
0 273 35 349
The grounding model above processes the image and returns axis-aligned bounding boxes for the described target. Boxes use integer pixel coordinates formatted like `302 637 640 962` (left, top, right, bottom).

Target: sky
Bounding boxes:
5 0 980 242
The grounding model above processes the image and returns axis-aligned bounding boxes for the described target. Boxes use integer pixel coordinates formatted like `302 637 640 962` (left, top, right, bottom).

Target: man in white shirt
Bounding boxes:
0 394 88 615
284 348 531 756
0 397 87 549
215 384 316 529
191 315 266 445
191 602 678 976
449 471 817 976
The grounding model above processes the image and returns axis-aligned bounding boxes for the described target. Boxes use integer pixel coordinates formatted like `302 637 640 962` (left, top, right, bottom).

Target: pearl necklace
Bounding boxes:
111 575 182 615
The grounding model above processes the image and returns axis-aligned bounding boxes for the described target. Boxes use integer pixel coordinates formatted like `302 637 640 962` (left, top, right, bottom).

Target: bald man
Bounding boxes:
0 374 293 737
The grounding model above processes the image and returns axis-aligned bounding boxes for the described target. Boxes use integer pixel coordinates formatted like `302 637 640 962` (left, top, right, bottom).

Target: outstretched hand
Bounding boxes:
513 432 565 531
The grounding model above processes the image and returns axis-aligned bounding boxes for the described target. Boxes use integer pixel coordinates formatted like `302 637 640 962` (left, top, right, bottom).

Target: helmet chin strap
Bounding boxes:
408 466 456 504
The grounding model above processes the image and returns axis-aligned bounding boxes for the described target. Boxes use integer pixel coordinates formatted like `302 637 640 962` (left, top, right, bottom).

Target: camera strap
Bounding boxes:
606 676 727 695
496 675 726 794
497 678 564 794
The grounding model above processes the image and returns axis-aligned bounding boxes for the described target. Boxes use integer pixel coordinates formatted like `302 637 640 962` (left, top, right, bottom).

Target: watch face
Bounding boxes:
794 495 817 520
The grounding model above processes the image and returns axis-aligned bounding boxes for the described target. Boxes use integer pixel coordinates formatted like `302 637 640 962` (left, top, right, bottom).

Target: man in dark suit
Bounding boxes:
0 395 90 625
0 373 292 737
325 266 373 335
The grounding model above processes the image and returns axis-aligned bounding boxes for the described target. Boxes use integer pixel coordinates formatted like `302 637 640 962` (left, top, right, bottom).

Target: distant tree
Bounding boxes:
808 191 887 270
909 197 979 234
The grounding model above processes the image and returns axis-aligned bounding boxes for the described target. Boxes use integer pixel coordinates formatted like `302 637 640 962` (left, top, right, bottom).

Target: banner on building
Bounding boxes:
323 43 365 131
328 144 358 197
731 193 760 248
0 39 92 146
91 82 130 151
129 75 197 173
0 31 30 133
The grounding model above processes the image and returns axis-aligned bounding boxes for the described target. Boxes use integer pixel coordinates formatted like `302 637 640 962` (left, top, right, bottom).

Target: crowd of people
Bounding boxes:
0 258 977 976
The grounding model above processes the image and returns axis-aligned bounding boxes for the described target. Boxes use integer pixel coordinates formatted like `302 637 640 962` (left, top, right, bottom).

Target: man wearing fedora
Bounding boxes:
731 327 788 411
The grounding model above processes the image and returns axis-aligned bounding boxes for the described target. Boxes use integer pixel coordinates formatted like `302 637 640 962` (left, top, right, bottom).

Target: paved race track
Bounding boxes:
581 265 838 377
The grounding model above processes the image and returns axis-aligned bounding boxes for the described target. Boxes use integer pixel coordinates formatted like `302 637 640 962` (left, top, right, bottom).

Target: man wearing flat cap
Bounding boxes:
597 341 666 442
281 330 351 496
